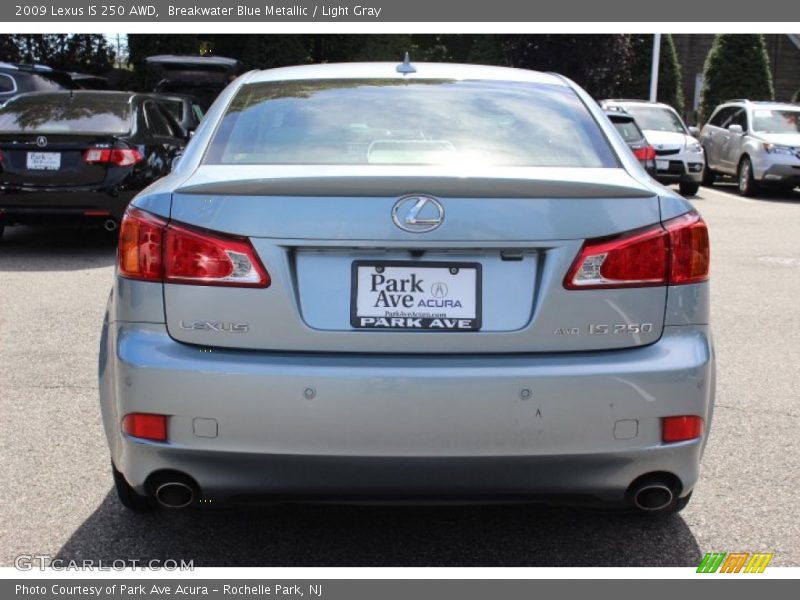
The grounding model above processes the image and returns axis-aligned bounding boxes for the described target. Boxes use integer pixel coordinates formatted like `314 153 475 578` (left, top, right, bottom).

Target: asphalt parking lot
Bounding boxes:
1 183 798 567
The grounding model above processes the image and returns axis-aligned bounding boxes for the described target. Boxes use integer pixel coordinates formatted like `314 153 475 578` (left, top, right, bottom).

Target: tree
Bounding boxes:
0 35 22 63
620 34 684 113
495 35 634 99
793 89 800 103
699 34 774 122
0 34 115 74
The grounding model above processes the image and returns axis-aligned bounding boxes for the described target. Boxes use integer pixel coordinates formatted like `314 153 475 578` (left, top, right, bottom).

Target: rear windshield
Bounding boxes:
29 71 76 91
610 117 645 142
751 108 800 134
622 105 686 134
205 79 617 168
0 94 132 135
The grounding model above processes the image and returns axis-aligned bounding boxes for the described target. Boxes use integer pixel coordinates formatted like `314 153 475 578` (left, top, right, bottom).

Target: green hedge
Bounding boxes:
700 34 774 122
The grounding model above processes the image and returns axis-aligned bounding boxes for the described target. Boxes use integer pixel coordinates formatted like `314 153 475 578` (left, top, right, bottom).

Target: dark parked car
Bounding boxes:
145 55 240 111
0 62 74 104
149 93 204 136
605 109 657 176
0 91 187 238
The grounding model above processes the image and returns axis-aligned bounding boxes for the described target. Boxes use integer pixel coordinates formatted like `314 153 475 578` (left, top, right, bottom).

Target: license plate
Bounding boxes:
656 159 669 171
351 261 481 331
26 152 61 170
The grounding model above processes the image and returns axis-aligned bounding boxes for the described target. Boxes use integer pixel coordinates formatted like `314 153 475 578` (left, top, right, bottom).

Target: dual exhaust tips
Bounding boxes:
149 473 679 512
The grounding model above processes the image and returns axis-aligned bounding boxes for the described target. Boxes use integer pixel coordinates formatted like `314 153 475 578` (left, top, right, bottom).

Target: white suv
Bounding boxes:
601 99 705 196
699 100 800 196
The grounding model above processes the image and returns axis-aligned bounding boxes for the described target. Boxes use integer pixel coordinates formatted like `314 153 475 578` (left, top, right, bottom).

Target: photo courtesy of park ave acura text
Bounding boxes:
0 30 798 569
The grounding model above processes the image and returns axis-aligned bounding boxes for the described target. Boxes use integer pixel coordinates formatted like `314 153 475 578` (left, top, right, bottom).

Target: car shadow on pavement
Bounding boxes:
0 226 116 272
56 490 702 567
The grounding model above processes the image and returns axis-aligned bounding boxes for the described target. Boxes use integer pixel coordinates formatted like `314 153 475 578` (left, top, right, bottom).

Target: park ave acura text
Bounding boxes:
99 60 714 515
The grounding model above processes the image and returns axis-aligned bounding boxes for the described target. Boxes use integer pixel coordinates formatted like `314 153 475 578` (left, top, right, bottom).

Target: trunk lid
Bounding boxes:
0 134 116 187
162 166 667 353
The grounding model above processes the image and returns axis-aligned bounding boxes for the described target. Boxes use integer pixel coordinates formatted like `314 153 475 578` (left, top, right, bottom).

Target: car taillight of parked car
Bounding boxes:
632 146 656 162
564 211 709 289
83 147 143 167
118 207 271 288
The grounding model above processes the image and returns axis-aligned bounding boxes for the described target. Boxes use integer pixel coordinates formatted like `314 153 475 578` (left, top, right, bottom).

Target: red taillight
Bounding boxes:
564 224 668 289
164 223 270 287
84 147 143 167
564 211 709 289
118 208 166 281
117 208 270 288
662 415 704 443
665 212 710 285
633 146 656 161
122 413 168 442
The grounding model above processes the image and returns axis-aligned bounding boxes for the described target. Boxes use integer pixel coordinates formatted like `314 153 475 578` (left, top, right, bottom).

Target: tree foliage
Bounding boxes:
0 33 699 108
700 34 774 122
0 34 115 74
619 34 684 113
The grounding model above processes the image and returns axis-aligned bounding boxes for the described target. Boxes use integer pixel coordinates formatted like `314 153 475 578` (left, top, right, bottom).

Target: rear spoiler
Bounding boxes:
176 175 655 199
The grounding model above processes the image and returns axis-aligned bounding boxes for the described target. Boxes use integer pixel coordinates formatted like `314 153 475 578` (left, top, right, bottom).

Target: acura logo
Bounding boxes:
35 136 48 148
392 195 444 233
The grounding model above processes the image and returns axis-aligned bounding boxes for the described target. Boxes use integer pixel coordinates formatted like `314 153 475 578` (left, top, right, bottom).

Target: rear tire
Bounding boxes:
112 461 154 512
679 182 700 197
738 157 759 196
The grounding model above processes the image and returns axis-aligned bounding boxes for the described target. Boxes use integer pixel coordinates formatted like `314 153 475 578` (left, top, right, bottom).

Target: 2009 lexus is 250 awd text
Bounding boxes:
99 60 714 515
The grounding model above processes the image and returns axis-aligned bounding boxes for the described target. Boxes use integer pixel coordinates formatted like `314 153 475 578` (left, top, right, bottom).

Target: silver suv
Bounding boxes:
700 100 800 195
601 100 705 196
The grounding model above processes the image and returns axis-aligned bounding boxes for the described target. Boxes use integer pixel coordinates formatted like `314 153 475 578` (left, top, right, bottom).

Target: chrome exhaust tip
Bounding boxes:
633 484 674 512
154 481 194 509
103 219 118 232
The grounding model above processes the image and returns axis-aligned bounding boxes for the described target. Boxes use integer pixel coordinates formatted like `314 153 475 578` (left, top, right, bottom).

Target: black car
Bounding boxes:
0 63 75 105
605 109 657 176
149 93 204 136
145 55 240 111
0 91 187 237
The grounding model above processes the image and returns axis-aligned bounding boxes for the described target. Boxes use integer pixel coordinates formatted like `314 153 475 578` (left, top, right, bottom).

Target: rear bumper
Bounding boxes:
100 323 715 505
114 443 704 506
0 188 134 223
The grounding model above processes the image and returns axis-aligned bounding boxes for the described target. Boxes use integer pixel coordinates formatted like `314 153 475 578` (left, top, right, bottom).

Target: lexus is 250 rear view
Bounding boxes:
99 61 714 515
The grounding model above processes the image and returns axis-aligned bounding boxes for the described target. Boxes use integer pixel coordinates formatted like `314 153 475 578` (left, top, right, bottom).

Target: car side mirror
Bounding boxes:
688 126 700 137
728 124 744 135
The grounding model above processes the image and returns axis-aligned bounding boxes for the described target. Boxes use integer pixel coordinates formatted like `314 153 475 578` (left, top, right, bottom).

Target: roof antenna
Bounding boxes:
396 52 416 75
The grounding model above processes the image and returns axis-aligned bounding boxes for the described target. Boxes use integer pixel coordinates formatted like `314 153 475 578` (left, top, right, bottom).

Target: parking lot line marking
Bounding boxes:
698 186 760 204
